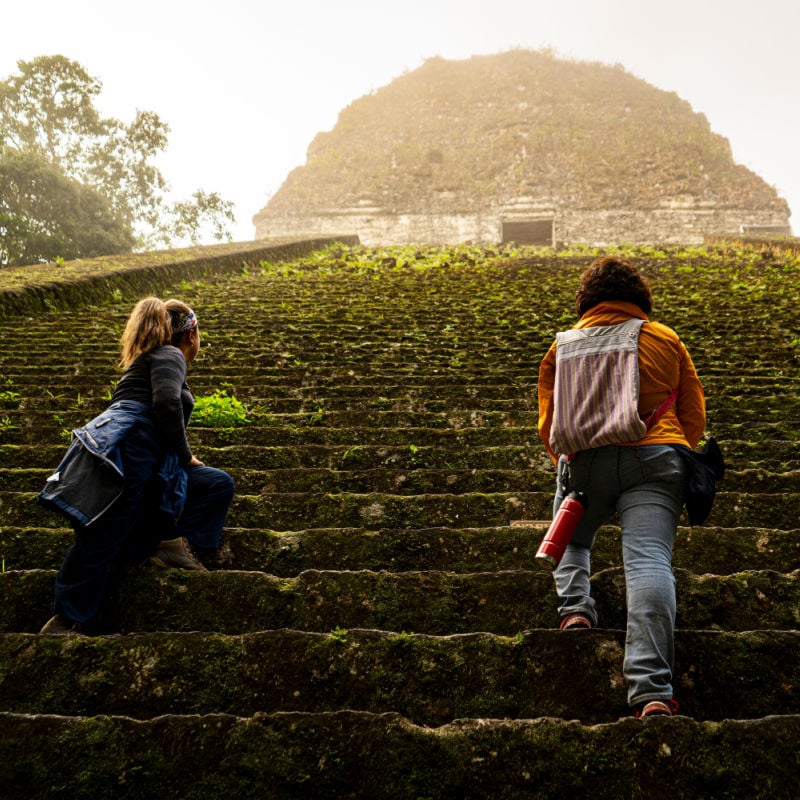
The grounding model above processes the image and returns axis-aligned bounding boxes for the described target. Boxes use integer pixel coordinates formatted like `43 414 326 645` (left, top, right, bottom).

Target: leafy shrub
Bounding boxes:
191 389 249 428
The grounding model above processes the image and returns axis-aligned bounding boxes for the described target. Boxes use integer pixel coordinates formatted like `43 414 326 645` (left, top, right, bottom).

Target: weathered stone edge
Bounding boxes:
1 629 797 724
1 710 798 799
0 236 359 318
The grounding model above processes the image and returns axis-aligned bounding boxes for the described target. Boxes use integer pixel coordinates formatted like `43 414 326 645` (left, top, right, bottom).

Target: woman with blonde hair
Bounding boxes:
38 296 235 634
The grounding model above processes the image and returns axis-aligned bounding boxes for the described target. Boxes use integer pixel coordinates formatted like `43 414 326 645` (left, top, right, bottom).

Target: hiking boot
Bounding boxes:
635 699 680 718
559 612 594 630
149 537 209 572
39 614 86 636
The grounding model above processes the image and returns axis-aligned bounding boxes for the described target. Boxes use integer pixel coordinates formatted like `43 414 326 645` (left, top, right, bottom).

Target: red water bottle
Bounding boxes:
535 491 587 569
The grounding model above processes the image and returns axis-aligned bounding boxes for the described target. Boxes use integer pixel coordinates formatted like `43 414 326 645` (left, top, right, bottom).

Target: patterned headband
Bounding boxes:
174 309 197 334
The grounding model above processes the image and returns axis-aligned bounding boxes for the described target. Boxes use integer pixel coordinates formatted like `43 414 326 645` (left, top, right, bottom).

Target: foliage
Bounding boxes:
0 148 134 265
191 389 249 428
0 55 103 168
169 191 237 246
329 626 349 643
0 55 235 265
0 389 21 408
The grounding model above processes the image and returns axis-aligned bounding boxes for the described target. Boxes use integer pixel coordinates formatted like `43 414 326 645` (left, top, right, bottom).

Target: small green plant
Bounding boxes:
0 390 21 409
340 445 363 467
103 380 119 402
329 626 349 643
306 406 325 426
191 389 249 427
0 417 17 433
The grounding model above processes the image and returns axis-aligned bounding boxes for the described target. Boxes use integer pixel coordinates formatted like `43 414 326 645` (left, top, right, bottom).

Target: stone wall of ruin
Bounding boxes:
254 205 791 246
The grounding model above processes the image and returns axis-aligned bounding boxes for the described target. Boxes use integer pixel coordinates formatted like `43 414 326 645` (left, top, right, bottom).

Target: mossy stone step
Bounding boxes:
5 487 800 530
93 424 800 449
2 567 798 635
3 489 546 529
2 628 797 724
4 367 798 400
0 466 544 495
10 393 797 429
2 425 537 448
4 406 539 428
1 349 536 368
1 710 798 800
6 462 800 499
0 443 549 471
4 420 800 460
5 366 797 394
2 525 798 576
1 375 538 395
5 439 800 474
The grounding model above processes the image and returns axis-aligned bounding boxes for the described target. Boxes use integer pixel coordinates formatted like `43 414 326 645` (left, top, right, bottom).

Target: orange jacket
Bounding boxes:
537 300 706 463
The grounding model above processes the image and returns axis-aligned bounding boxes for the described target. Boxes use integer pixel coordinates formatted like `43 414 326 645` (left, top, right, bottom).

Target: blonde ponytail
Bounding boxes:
119 297 171 368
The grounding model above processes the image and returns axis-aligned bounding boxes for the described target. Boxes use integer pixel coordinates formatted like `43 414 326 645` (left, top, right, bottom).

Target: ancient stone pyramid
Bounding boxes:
0 237 798 797
254 50 791 246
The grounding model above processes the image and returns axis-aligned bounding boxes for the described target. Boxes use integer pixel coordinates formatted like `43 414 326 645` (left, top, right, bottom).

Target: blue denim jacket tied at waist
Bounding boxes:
37 400 188 526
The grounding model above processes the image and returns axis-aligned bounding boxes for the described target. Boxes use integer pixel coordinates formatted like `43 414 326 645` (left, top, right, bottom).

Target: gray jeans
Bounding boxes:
552 445 686 707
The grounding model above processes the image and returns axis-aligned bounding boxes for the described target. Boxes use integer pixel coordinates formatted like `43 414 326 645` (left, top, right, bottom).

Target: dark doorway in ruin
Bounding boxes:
501 219 554 245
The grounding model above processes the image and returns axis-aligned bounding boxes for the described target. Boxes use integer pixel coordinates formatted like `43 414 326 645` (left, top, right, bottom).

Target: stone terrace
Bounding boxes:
0 240 798 798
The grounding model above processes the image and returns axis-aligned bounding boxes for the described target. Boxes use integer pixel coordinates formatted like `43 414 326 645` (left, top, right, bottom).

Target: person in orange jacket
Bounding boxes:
537 256 705 718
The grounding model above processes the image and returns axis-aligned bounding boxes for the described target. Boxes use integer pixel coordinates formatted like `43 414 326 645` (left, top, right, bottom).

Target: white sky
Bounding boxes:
4 0 799 240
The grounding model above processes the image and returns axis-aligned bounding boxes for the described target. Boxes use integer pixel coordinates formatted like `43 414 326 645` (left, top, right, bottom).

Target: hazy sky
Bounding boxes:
4 0 799 241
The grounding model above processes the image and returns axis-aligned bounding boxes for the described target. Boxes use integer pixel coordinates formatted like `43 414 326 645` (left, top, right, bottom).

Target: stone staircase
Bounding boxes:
0 241 798 798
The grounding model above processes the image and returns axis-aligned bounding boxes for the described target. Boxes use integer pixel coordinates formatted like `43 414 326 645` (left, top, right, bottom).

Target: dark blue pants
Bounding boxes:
53 430 234 631
176 465 235 552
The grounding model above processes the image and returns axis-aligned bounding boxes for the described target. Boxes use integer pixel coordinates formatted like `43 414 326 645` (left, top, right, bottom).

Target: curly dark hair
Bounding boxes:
575 257 653 316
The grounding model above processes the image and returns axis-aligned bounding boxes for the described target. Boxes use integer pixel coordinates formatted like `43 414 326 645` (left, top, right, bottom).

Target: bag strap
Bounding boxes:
642 387 679 430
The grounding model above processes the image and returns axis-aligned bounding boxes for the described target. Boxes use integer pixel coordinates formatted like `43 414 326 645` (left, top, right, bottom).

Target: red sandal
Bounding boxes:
635 699 680 718
559 613 594 630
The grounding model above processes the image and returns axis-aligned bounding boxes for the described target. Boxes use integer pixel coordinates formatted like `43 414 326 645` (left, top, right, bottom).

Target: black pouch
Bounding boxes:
673 437 725 526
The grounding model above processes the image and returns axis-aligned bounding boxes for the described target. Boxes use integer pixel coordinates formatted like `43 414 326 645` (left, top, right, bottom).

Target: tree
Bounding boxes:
0 55 104 171
0 148 134 266
0 55 235 264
